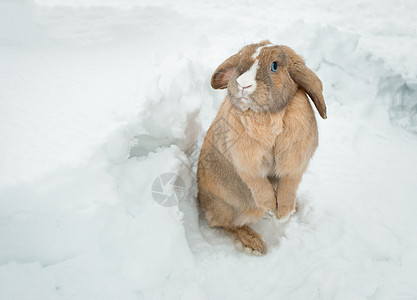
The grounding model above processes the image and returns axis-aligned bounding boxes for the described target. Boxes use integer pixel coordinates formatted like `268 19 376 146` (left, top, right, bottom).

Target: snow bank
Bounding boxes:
1 0 417 299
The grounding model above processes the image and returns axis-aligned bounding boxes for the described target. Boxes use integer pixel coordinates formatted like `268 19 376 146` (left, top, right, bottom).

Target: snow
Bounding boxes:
1 0 417 299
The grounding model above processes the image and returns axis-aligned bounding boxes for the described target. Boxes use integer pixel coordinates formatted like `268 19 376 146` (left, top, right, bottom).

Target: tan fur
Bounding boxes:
197 42 326 255
226 225 267 255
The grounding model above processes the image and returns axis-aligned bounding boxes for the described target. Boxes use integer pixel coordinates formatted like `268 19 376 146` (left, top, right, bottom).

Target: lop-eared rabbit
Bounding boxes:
197 40 327 255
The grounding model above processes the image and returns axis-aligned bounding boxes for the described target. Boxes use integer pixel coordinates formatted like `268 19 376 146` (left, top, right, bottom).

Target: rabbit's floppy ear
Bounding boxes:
211 53 240 89
284 47 327 119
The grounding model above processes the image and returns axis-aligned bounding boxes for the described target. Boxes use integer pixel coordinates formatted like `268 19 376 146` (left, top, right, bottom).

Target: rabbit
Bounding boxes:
197 40 327 255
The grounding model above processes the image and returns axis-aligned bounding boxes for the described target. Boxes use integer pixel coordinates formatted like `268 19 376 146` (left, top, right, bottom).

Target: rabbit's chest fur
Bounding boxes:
231 108 283 177
221 90 318 178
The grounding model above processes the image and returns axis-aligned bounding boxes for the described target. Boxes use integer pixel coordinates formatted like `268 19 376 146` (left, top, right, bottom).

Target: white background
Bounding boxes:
1 0 417 299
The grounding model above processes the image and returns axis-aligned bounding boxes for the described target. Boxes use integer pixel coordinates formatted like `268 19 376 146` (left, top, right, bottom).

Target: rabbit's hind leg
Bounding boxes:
199 190 266 255
225 225 267 256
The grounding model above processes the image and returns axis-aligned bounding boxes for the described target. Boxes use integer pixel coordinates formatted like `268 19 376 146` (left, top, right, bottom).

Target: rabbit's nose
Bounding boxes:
237 82 252 90
236 61 257 92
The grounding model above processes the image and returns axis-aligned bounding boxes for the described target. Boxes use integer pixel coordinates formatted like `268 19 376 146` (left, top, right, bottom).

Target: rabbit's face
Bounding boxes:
211 42 327 118
226 43 297 113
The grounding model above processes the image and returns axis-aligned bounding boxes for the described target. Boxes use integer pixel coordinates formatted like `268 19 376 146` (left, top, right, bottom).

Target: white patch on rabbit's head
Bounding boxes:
235 44 274 96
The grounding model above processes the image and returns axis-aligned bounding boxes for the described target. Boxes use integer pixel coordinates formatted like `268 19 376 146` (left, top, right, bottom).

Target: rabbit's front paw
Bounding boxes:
259 199 276 213
255 190 277 212
276 205 295 222
249 181 276 213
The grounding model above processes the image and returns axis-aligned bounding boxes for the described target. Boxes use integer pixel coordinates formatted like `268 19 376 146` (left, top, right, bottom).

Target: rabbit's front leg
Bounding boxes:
276 174 302 222
237 171 276 212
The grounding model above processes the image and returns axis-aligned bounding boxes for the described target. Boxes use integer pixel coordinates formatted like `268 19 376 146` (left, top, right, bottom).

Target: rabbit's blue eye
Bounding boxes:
271 62 278 72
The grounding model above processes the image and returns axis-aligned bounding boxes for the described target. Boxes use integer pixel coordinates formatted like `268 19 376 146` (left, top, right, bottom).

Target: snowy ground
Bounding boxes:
1 0 417 299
